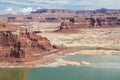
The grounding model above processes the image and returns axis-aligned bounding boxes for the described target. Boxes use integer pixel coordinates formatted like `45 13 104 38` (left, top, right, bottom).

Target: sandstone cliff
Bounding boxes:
0 23 57 62
57 16 120 33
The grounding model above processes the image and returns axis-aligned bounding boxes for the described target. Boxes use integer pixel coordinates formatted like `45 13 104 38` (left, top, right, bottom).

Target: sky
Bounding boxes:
0 0 120 15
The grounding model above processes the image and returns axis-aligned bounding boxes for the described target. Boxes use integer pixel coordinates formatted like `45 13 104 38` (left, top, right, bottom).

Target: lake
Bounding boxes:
0 54 120 80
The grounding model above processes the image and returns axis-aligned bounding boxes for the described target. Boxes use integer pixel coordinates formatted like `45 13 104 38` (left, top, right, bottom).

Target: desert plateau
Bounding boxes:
0 0 120 80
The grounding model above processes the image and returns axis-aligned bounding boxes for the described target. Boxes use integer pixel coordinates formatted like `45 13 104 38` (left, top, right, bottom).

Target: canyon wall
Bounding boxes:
58 16 120 32
0 24 57 62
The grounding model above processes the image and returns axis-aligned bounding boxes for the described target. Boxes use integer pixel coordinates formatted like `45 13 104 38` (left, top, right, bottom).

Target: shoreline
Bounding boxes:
0 48 120 68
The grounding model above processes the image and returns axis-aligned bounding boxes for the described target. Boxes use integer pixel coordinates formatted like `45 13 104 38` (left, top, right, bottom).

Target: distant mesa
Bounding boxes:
31 8 120 15
56 15 120 33
0 8 120 22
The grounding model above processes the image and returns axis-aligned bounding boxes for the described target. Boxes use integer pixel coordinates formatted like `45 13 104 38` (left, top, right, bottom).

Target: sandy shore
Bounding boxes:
0 49 90 68
0 48 120 68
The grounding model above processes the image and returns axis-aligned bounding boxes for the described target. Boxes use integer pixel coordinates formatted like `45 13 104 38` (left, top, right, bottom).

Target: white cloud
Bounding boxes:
1 7 33 15
3 7 17 14
6 7 13 12
19 7 33 14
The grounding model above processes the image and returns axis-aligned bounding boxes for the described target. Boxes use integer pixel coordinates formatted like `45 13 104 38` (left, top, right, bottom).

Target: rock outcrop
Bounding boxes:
0 24 57 62
56 19 78 33
57 15 120 33
0 23 24 31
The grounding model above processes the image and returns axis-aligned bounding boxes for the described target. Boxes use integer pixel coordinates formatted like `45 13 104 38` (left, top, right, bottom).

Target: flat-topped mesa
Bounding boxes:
72 15 120 27
0 25 57 62
57 15 120 32
90 16 120 27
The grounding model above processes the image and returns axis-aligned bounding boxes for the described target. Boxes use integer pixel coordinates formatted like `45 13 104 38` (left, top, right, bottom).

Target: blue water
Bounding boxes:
1 54 120 80
28 66 120 80
28 54 120 80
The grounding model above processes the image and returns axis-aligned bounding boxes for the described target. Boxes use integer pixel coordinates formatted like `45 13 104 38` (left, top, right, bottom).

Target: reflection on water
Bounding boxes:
0 68 31 80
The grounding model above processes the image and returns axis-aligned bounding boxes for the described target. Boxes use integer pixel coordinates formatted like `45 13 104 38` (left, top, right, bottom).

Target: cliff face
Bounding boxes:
73 16 120 27
57 16 120 32
56 19 78 33
0 25 57 62
60 20 74 29
0 31 54 51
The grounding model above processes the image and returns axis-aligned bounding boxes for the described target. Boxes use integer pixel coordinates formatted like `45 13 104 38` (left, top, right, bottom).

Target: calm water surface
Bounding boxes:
1 54 120 80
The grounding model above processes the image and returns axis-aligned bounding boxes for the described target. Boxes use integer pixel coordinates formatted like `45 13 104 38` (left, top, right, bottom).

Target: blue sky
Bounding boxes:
0 0 120 14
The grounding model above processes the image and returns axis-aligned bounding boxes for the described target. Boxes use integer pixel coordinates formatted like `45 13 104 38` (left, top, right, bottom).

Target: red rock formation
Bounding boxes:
57 16 120 33
17 31 54 52
56 19 78 33
60 19 74 29
0 23 25 32
0 24 57 62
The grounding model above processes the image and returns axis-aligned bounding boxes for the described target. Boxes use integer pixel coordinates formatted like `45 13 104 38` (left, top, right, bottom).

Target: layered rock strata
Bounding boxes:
57 16 120 32
0 24 57 62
